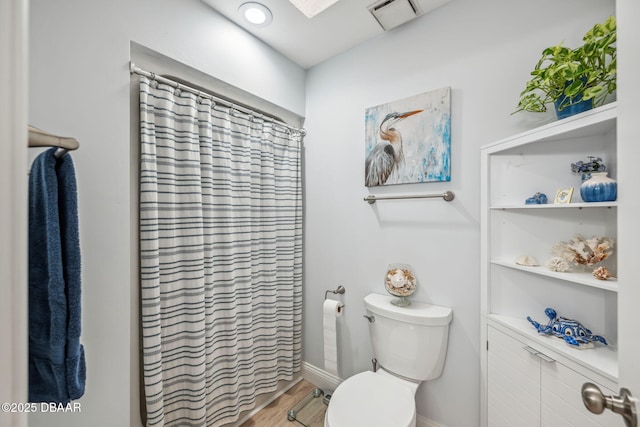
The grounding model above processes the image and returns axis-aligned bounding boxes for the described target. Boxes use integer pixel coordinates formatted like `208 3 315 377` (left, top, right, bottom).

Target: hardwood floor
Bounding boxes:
239 380 326 427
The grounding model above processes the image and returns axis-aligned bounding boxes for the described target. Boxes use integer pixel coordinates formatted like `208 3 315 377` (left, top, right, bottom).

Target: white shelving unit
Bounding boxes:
489 260 618 292
480 103 619 426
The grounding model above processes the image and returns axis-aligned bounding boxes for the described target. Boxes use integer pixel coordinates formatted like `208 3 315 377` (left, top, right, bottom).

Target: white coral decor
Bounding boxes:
551 234 615 267
546 256 570 272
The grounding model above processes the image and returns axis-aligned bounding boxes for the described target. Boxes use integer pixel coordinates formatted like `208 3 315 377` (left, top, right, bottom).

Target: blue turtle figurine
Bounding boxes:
527 308 607 347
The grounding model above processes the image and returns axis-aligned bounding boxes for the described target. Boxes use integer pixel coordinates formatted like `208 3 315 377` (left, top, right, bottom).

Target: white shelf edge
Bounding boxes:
490 202 617 210
490 260 618 292
487 314 618 385
481 102 617 153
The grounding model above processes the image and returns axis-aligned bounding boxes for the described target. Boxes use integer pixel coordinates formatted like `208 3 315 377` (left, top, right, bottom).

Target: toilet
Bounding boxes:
324 293 453 427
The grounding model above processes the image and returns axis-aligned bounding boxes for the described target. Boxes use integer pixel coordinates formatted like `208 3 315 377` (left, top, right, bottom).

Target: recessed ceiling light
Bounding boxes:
238 2 273 26
288 0 341 18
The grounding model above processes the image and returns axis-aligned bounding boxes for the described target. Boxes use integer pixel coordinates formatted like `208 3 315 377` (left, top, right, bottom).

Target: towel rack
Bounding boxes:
364 191 455 204
28 126 80 159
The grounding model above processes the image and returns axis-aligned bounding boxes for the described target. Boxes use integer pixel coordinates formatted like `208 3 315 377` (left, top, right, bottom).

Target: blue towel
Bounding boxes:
29 148 85 403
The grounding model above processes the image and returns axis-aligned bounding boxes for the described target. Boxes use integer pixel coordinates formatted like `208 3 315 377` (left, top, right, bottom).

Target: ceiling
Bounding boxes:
201 0 451 69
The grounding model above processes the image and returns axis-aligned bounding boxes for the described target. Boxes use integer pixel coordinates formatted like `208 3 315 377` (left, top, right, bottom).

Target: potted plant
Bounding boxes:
513 16 616 119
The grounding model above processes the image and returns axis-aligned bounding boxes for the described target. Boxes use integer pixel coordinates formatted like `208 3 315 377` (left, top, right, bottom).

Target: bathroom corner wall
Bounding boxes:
302 0 614 425
28 1 306 426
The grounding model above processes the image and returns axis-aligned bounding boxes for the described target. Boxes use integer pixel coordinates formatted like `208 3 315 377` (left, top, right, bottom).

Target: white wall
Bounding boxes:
28 1 305 426
302 0 614 425
0 1 28 427
617 0 640 396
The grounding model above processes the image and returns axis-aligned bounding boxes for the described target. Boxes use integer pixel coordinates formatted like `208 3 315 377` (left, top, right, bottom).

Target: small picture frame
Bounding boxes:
554 187 574 204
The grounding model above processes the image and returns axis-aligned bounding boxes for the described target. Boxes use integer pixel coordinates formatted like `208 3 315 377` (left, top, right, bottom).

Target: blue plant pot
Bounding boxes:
580 172 617 202
554 96 593 120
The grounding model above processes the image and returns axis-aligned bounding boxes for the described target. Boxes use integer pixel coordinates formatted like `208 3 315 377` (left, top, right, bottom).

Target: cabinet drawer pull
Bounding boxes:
536 352 555 363
522 346 555 363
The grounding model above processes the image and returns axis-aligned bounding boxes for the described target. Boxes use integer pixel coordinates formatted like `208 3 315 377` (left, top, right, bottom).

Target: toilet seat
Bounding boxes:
325 371 416 427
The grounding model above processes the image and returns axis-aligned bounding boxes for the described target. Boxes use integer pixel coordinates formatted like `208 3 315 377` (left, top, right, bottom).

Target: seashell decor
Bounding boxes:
515 255 539 266
546 256 570 272
593 266 612 281
384 264 417 307
384 265 417 298
551 235 614 267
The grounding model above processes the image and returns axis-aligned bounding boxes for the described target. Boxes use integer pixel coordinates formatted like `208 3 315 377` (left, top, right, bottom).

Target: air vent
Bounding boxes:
368 0 422 31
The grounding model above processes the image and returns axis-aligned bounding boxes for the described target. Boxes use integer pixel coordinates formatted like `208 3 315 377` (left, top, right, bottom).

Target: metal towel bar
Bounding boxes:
364 191 455 204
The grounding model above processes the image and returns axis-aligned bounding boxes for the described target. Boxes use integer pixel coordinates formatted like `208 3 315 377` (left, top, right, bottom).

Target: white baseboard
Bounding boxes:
301 361 342 392
416 414 444 427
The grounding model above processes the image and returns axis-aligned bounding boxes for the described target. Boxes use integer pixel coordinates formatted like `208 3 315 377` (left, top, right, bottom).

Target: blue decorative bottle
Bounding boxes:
580 172 617 202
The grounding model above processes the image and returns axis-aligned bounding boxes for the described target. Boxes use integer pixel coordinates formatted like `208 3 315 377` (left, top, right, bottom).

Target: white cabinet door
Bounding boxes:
488 326 540 427
541 362 619 427
489 325 622 427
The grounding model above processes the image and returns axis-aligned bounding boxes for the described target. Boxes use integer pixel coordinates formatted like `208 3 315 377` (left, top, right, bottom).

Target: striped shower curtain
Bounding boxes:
138 76 303 427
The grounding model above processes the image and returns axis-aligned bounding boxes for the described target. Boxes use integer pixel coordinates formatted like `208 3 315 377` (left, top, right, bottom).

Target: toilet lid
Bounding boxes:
326 371 416 427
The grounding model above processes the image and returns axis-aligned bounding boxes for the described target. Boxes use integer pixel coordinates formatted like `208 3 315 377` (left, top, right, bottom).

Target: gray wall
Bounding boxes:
302 0 614 425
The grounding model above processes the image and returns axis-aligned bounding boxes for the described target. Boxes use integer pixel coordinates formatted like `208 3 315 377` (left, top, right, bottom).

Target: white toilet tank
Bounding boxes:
364 293 453 381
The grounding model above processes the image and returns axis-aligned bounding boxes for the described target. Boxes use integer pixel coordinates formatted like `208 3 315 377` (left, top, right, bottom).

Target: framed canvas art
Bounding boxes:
365 87 451 187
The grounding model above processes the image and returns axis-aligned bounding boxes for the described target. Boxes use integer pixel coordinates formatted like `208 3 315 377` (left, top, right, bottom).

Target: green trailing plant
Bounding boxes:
514 16 616 114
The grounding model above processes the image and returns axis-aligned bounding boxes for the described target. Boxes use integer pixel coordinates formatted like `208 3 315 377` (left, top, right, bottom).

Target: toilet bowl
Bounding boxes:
324 293 452 427
324 370 417 427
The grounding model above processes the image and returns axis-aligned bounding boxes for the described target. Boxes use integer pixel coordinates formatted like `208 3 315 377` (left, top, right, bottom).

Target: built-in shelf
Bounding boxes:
487 314 618 387
482 102 617 154
491 260 618 292
490 202 617 210
481 103 619 427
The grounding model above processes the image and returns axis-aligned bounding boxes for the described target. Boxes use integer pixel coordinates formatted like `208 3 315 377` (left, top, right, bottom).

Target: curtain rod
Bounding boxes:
129 62 306 136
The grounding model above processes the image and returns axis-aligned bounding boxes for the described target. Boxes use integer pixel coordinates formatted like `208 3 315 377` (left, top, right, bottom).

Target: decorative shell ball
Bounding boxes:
384 265 417 298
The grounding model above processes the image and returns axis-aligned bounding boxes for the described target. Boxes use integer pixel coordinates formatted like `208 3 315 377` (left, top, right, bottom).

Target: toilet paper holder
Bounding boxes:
325 285 345 304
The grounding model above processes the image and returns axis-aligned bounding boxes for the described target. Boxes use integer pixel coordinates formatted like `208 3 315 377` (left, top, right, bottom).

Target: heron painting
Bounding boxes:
365 87 451 187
